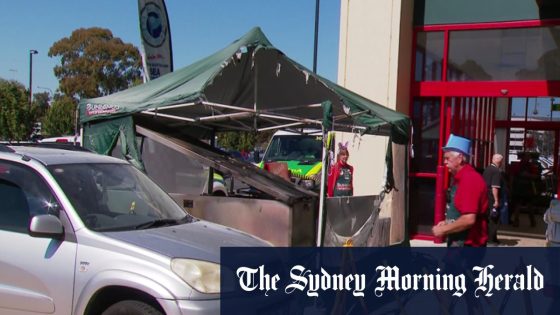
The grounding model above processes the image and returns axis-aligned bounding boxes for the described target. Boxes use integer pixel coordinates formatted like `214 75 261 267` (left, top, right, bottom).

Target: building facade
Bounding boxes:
339 0 560 240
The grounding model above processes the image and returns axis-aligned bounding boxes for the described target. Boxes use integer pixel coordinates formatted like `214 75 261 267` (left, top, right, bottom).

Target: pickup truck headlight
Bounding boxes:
171 258 232 294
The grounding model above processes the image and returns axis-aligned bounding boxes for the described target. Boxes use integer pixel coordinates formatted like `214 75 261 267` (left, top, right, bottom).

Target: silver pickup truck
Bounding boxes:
0 144 268 315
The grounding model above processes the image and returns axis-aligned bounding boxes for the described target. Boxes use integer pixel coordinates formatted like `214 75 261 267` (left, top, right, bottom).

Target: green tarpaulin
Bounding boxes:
80 26 409 139
79 27 410 190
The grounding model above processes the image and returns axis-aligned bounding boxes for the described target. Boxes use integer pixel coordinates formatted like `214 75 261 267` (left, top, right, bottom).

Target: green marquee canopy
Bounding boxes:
79 27 410 148
78 27 412 246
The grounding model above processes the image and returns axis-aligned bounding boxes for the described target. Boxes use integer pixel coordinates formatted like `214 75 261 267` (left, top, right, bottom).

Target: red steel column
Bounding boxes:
555 130 560 198
434 165 447 243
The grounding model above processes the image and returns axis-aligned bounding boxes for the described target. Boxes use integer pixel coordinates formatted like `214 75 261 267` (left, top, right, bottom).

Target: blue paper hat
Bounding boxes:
442 134 471 156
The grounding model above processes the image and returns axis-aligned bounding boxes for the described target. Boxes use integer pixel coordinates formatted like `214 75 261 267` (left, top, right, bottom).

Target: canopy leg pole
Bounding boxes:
253 52 258 130
316 127 328 246
207 129 215 195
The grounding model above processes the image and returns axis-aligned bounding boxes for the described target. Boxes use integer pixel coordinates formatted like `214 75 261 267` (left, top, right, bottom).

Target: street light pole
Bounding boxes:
312 0 320 73
29 49 38 108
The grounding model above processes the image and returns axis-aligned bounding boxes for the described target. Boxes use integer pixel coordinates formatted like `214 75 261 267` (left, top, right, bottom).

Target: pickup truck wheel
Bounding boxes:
102 300 163 315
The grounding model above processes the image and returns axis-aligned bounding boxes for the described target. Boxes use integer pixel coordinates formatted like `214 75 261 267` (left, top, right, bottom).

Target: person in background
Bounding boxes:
483 153 504 246
327 142 354 197
499 171 511 226
510 152 541 227
432 134 489 247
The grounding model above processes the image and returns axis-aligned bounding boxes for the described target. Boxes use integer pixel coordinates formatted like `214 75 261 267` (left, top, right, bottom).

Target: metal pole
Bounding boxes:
313 0 320 73
28 50 38 108
208 130 216 195
316 126 328 246
29 52 33 107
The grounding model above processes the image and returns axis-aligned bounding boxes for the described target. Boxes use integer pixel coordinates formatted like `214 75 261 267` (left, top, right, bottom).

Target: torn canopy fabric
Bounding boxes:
78 26 410 190
82 116 144 171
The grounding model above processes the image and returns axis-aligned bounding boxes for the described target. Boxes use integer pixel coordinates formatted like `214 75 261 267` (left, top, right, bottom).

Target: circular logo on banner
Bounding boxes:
140 2 168 47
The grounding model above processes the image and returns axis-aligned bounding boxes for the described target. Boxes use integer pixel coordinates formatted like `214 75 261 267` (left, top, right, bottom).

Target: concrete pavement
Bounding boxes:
411 207 548 247
410 235 546 247
410 230 546 247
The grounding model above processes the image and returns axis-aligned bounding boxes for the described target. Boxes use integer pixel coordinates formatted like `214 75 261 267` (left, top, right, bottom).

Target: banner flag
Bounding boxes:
222 247 560 314
138 0 173 80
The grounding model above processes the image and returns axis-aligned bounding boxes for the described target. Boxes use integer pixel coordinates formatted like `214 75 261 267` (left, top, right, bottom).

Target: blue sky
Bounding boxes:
0 0 340 95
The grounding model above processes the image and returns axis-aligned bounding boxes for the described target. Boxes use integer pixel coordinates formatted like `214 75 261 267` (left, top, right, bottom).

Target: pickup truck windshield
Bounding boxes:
48 163 193 231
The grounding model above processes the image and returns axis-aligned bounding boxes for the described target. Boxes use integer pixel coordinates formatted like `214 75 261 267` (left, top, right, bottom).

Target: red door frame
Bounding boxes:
409 18 560 240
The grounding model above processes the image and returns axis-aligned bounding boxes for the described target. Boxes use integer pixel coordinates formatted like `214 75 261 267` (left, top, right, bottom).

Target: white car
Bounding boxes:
39 135 81 145
0 144 268 315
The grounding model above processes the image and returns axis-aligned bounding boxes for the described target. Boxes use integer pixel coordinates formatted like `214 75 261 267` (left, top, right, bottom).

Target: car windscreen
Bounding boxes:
263 135 322 163
48 163 194 231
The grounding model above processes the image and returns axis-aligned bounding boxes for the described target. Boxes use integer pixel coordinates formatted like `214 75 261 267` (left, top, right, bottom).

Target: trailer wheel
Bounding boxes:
101 300 163 315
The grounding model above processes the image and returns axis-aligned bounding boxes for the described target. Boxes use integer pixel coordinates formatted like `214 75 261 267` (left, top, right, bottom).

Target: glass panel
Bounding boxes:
507 130 553 229
111 136 210 195
261 135 322 163
411 97 440 173
509 97 560 121
511 98 527 120
507 128 552 169
0 161 61 233
415 31 444 81
552 97 560 121
409 177 435 236
141 137 207 194
49 163 190 232
527 97 560 121
508 128 525 162
448 26 560 81
527 130 555 167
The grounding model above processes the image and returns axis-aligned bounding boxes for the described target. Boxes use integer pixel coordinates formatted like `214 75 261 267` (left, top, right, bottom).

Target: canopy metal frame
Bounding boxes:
141 99 378 246
140 100 370 134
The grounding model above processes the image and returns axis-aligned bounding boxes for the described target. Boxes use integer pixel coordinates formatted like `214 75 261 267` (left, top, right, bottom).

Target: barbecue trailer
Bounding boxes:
78 27 411 246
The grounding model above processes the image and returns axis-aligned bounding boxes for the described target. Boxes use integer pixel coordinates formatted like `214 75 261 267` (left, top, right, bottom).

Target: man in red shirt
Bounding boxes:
432 134 489 247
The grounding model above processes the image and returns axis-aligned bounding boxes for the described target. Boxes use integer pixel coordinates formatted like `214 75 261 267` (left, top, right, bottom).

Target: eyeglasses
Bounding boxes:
443 153 462 161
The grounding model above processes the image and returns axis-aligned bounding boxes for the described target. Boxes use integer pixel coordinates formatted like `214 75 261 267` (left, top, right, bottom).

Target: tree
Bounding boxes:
217 131 254 151
217 130 273 151
49 27 143 99
32 91 50 120
42 95 76 137
0 79 33 141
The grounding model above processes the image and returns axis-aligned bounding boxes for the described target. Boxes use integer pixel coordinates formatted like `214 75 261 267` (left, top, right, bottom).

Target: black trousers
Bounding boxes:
488 215 499 243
